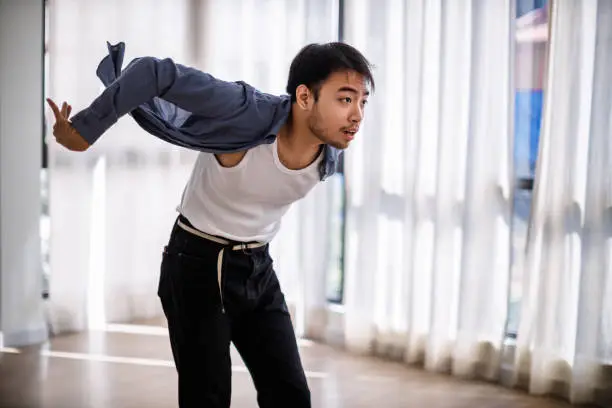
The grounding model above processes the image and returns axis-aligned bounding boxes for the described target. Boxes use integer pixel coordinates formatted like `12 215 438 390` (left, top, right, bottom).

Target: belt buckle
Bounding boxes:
241 242 252 255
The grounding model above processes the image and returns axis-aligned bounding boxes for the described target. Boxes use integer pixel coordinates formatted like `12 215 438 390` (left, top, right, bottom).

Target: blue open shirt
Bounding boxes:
70 42 341 180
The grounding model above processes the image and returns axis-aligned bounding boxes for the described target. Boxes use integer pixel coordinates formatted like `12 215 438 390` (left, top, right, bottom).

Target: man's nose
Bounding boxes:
351 106 363 123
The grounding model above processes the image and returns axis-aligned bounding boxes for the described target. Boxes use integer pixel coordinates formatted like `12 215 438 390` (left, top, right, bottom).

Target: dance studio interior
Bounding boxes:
1 0 611 407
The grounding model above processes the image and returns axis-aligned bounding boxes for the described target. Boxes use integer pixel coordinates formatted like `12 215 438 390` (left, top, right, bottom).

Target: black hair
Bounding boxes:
286 42 375 103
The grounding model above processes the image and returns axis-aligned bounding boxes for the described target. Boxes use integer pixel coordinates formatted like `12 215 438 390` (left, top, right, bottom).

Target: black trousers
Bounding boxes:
157 215 311 408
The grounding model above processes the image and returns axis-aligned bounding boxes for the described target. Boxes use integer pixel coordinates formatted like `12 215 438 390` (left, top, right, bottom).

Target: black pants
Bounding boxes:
157 215 311 408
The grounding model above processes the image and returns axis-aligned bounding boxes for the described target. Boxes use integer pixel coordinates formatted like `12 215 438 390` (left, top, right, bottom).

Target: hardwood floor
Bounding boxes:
0 324 577 408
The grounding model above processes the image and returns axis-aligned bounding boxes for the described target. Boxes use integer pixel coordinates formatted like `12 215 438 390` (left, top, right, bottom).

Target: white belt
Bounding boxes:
176 219 266 313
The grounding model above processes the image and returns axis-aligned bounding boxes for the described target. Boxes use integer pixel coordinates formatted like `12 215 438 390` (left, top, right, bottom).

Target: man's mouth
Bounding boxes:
343 129 357 141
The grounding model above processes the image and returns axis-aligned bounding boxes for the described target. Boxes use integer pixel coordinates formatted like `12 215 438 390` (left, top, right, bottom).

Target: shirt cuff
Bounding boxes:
70 107 115 145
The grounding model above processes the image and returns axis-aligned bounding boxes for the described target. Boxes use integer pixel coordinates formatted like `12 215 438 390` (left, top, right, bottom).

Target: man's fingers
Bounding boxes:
66 105 72 118
46 98 62 121
61 102 68 118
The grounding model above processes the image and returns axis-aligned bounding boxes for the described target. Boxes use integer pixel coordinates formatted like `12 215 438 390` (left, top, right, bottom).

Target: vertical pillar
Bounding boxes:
0 0 48 347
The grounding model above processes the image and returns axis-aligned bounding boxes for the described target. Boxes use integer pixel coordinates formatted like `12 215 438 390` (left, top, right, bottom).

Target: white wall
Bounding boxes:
0 0 48 347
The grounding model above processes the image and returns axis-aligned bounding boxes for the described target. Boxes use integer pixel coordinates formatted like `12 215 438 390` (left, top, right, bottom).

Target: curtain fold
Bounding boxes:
47 0 193 334
342 0 514 381
512 1 612 405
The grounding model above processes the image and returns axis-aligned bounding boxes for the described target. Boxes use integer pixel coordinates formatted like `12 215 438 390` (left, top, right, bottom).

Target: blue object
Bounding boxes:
516 0 547 17
70 41 341 181
514 90 543 179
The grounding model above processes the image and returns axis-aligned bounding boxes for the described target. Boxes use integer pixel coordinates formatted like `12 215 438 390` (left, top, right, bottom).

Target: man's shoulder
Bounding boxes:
238 81 291 107
222 84 292 139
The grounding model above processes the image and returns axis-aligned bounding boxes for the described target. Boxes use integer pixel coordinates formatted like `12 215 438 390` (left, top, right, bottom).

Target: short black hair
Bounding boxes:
286 42 375 103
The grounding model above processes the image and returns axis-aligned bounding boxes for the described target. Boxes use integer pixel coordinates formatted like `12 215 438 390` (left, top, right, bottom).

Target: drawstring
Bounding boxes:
217 248 226 313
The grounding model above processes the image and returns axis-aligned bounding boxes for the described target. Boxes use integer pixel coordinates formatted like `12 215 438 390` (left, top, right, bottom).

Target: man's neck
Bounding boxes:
276 120 322 171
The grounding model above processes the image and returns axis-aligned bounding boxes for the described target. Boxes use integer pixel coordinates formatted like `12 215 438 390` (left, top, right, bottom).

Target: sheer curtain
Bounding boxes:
512 0 612 405
46 0 339 337
342 0 514 380
197 0 340 339
46 0 193 333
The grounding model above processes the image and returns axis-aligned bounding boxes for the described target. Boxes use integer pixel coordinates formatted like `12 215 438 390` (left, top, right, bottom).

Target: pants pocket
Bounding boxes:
160 248 223 317
157 246 171 298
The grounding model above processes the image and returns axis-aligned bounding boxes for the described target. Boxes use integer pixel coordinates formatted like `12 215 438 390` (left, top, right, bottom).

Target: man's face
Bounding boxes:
305 70 370 149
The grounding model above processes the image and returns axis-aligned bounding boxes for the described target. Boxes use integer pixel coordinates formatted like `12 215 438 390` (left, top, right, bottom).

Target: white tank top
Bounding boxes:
177 138 322 242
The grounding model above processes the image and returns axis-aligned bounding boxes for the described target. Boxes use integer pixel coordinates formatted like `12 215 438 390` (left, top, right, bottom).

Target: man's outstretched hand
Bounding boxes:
46 98 90 152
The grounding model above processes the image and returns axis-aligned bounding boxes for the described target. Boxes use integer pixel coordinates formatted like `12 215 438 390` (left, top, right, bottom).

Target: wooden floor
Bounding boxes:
0 324 575 408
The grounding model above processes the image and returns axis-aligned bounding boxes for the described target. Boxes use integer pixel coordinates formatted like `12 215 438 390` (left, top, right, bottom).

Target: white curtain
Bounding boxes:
184 0 341 339
46 0 194 333
512 0 612 405
46 0 339 337
342 0 514 380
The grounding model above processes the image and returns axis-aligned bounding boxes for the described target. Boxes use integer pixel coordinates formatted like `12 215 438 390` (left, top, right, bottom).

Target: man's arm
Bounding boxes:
70 56 248 146
48 42 252 151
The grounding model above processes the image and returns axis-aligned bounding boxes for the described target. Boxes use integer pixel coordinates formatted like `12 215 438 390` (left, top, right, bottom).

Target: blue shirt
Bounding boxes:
70 42 341 180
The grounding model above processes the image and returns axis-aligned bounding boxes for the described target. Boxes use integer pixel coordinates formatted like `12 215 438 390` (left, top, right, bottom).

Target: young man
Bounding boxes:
47 41 374 408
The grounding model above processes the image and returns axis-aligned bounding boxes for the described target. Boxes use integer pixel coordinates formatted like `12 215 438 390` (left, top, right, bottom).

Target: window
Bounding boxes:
326 0 347 304
507 0 549 337
326 155 346 303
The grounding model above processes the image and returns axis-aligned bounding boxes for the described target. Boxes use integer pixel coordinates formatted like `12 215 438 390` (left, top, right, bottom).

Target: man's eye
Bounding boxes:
340 97 352 103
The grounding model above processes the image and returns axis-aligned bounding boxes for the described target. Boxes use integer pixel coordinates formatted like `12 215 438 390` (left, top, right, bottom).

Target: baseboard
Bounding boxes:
3 326 48 347
324 304 346 348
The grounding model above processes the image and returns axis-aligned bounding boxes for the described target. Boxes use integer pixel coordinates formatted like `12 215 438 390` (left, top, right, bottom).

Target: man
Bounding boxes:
47 41 374 408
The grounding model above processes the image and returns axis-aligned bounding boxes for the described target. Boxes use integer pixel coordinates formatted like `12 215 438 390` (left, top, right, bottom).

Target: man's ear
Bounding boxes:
295 85 311 110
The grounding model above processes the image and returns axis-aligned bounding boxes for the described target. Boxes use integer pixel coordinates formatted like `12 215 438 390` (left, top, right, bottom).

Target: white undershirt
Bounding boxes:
177 138 322 242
